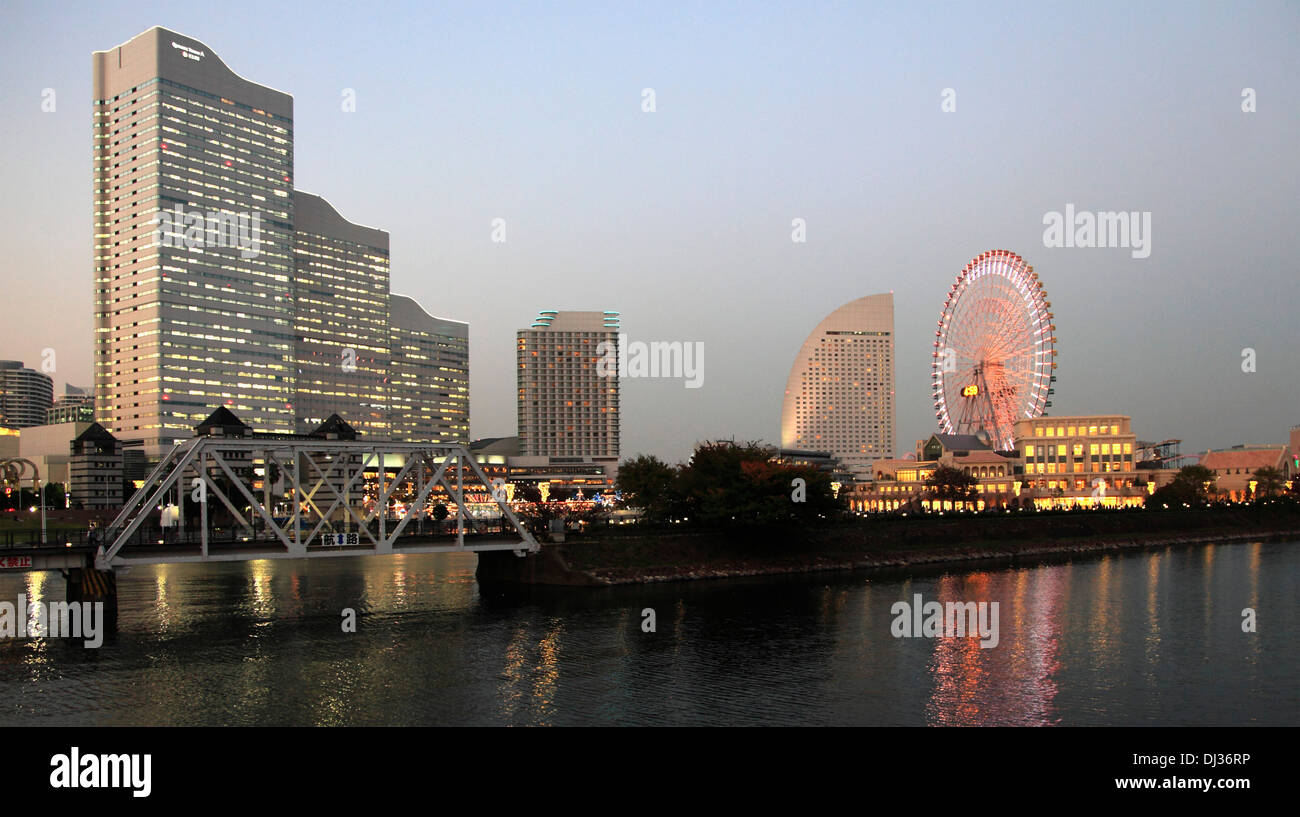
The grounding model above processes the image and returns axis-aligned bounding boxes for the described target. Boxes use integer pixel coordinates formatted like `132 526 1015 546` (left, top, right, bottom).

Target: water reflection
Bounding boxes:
0 541 1292 726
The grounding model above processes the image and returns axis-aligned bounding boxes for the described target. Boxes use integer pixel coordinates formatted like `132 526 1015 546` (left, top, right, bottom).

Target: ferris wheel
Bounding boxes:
931 250 1057 451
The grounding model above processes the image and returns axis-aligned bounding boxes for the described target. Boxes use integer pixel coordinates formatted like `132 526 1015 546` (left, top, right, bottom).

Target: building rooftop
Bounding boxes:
1199 447 1288 471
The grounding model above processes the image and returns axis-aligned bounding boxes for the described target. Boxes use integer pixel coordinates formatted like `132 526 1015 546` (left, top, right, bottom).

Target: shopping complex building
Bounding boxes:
846 414 1153 512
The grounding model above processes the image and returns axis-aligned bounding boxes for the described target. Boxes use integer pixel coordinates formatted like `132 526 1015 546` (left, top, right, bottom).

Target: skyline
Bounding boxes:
2 1 1297 464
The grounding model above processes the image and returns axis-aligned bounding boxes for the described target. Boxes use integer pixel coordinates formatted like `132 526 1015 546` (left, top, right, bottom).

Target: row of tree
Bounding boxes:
2 482 68 512
616 441 841 525
1148 464 1291 506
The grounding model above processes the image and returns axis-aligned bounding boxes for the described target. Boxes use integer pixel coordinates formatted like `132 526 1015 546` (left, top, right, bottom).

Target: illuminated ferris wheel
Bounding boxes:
931 250 1057 451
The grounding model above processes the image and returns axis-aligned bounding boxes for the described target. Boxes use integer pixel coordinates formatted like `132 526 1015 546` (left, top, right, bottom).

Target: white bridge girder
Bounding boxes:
96 437 539 571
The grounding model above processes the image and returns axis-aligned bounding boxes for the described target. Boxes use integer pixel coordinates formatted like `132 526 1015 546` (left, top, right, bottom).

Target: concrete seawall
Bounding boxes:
476 526 1300 587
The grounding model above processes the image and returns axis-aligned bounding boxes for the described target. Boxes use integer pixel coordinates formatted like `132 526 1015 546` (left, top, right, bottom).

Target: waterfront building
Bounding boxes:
0 361 54 429
516 311 620 459
470 436 617 500
1199 444 1294 501
94 27 468 457
1014 414 1142 500
780 294 896 482
94 27 297 457
848 413 1149 512
390 295 469 444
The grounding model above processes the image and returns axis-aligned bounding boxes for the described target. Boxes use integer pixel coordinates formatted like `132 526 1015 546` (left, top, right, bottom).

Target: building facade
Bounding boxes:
17 421 91 491
780 294 896 482
292 191 391 438
94 27 297 457
0 361 54 429
47 386 95 425
1015 415 1140 493
848 414 1150 512
93 28 466 456
517 311 620 459
389 295 469 444
70 423 125 509
1199 445 1294 501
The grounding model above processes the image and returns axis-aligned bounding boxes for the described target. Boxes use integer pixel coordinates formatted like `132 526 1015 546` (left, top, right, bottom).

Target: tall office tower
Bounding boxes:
0 361 54 429
516 311 620 458
780 293 896 482
292 191 391 437
93 28 295 458
389 295 469 444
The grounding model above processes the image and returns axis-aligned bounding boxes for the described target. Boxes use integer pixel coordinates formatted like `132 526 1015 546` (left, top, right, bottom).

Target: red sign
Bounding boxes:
2 556 32 569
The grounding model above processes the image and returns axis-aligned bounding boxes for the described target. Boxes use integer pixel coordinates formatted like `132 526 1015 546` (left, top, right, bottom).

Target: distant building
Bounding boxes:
0 427 18 459
47 386 95 425
517 311 620 459
16 421 92 489
769 448 855 487
470 436 618 496
780 294 896 482
390 295 469 444
0 361 54 429
70 423 124 508
1199 445 1294 501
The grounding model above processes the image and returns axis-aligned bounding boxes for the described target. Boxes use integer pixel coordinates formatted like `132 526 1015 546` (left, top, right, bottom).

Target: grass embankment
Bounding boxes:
558 504 1300 583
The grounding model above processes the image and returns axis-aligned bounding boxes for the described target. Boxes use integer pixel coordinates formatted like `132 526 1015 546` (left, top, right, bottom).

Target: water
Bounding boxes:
0 540 1295 726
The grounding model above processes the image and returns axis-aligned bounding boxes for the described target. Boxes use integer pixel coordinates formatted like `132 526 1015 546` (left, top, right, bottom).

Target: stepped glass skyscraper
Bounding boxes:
291 191 391 438
92 27 467 455
93 28 295 457
517 311 620 458
780 294 896 481
389 295 469 444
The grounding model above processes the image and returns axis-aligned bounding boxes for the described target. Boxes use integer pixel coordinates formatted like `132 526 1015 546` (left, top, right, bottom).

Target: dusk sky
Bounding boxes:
1 1 1296 463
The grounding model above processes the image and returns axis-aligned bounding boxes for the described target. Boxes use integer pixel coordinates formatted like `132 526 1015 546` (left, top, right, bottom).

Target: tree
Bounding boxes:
1171 464 1216 501
43 482 66 508
676 440 839 525
1251 466 1285 499
616 454 681 522
924 465 978 501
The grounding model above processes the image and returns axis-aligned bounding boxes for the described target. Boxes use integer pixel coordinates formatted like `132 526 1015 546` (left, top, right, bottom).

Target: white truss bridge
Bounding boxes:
96 435 539 571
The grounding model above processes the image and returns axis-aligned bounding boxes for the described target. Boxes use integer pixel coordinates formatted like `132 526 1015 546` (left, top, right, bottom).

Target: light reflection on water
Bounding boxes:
0 541 1295 726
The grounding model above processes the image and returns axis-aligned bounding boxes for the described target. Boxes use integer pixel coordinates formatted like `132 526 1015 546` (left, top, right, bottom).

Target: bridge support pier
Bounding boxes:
476 546 601 587
65 565 118 630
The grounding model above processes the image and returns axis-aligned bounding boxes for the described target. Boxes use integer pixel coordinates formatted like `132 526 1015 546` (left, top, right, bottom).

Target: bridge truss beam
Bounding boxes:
97 437 539 570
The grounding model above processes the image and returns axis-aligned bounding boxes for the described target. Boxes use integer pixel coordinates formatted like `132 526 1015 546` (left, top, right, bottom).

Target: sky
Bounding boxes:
0 0 1296 464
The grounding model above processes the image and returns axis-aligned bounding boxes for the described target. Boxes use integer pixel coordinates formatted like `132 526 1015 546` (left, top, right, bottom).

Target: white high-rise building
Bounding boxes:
780 294 896 481
93 27 468 454
93 27 296 457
